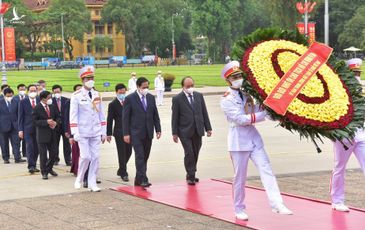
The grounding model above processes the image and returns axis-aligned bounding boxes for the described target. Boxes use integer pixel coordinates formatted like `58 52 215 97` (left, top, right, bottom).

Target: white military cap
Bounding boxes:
346 58 362 72
157 70 162 74
131 72 136 76
79 65 95 79
221 61 243 79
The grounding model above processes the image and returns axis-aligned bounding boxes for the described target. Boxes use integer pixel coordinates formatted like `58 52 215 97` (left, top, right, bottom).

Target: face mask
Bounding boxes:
117 94 126 101
29 92 37 98
5 96 13 102
54 93 61 99
158 75 162 78
19 90 26 96
84 80 95 88
185 87 194 94
231 79 243 89
46 99 53 105
139 88 149 96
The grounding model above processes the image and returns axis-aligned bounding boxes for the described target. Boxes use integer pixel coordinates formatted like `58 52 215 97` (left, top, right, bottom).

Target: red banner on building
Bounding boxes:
263 42 333 115
0 28 16 61
297 22 316 44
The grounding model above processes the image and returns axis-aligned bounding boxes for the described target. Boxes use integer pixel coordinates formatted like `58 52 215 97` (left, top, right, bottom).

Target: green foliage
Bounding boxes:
24 52 60 61
162 73 176 81
92 36 114 58
45 0 93 60
338 5 365 49
232 27 365 143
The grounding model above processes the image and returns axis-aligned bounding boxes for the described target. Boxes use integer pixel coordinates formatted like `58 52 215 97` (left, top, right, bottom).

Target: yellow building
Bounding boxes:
24 0 126 59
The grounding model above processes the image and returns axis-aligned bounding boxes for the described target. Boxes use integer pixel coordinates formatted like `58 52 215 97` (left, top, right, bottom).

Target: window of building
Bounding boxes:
94 21 104 35
107 23 113 35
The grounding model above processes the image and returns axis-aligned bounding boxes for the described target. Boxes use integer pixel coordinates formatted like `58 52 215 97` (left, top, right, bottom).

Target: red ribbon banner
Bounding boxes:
263 42 333 115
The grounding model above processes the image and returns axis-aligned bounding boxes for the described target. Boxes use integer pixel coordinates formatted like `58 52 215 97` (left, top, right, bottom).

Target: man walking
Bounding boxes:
171 76 212 185
33 91 60 180
52 84 71 166
123 77 161 187
18 84 40 173
70 66 106 192
107 83 132 182
128 72 137 93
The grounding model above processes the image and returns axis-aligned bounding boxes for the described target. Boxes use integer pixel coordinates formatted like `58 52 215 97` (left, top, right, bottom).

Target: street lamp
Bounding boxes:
0 0 7 85
171 13 178 62
324 0 329 45
61 13 65 61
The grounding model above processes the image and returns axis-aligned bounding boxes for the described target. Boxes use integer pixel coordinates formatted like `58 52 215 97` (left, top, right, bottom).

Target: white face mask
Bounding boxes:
28 92 37 98
19 90 26 96
231 79 243 89
54 93 61 99
139 88 149 96
185 87 194 94
5 96 13 102
46 98 53 105
158 74 162 78
84 80 95 88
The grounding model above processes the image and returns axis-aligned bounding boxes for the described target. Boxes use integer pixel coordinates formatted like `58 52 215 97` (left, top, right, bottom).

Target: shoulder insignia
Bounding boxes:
72 89 81 96
223 91 231 97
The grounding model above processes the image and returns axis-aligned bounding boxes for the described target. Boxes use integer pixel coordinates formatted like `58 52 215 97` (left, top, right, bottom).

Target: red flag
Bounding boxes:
0 3 11 14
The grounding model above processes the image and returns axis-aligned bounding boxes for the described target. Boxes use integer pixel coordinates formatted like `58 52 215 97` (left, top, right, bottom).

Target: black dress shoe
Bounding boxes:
15 159 26 163
194 177 199 183
49 170 58 176
66 161 71 166
187 179 196 186
34 168 40 173
42 174 48 180
140 181 151 188
96 179 101 184
83 181 88 188
29 167 35 174
121 176 129 182
186 175 199 182
4 160 10 164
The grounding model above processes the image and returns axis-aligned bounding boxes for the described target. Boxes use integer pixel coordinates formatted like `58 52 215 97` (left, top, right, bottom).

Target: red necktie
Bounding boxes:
31 99 35 108
57 98 61 111
45 105 50 118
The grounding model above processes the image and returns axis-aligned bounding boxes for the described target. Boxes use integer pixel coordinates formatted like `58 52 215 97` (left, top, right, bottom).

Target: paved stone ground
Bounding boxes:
0 170 363 230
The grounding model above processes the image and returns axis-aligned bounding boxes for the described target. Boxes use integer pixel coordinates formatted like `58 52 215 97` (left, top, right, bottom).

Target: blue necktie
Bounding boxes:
7 101 10 112
141 95 147 111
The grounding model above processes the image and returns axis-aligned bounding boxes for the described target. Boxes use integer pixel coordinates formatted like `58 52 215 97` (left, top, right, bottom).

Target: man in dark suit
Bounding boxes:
18 84 40 173
15 84 27 158
172 76 212 185
33 91 60 180
51 85 71 166
107 83 132 182
123 77 161 187
0 88 25 163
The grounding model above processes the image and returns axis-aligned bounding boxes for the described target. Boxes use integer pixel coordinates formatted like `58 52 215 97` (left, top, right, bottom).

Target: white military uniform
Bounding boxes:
220 87 284 213
128 76 137 93
331 58 365 206
70 73 106 190
154 73 165 105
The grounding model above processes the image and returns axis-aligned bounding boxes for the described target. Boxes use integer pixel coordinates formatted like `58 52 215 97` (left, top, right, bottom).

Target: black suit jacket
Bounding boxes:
107 98 125 137
32 103 60 144
171 91 212 138
18 97 40 135
122 92 161 139
52 97 70 133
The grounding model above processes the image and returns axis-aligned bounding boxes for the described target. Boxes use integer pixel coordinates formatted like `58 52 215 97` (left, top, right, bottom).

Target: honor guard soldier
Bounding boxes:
220 61 292 220
69 65 106 192
331 58 365 212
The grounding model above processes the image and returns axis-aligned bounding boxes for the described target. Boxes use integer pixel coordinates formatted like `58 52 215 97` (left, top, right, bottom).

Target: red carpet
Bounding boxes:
112 179 365 230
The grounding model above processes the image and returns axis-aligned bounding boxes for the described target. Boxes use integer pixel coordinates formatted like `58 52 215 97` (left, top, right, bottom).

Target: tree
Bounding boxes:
3 0 48 58
45 0 92 60
91 36 113 58
338 5 365 49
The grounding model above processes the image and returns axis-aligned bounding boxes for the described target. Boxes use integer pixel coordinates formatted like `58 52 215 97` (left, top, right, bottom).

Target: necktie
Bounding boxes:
88 91 92 99
238 90 244 101
7 101 10 112
45 105 50 118
141 95 147 111
188 94 194 110
31 99 35 108
57 98 61 111
20 95 24 100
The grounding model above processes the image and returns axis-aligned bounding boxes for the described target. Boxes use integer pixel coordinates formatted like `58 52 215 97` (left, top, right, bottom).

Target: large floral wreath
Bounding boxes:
232 28 365 144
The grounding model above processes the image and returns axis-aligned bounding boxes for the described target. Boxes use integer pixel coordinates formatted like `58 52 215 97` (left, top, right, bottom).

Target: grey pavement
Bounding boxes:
0 86 364 229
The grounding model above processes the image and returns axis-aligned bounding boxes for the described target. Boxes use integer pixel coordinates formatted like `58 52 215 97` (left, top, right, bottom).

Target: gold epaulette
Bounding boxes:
72 89 82 96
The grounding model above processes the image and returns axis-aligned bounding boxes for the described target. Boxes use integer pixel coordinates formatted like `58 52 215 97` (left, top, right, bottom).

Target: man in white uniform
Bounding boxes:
69 65 106 192
128 72 137 93
154 70 165 106
331 58 365 212
220 61 292 220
